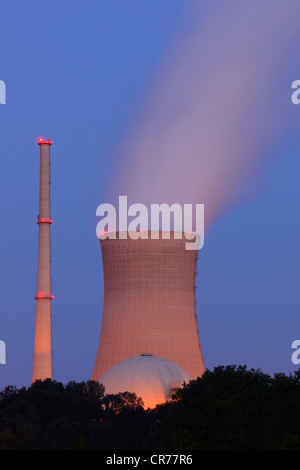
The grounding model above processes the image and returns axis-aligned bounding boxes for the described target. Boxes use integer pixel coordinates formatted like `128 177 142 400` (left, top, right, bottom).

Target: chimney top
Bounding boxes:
38 138 52 145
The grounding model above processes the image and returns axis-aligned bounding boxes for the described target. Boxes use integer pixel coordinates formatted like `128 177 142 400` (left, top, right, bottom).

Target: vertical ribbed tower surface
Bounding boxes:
92 231 205 381
32 138 53 382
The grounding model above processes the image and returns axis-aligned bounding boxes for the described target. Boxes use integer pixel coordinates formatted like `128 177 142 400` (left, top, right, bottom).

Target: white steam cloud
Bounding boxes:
111 1 300 228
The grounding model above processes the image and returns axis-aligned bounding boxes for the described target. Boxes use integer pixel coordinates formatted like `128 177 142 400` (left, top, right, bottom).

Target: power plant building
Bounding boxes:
99 355 193 409
92 231 205 406
30 138 204 406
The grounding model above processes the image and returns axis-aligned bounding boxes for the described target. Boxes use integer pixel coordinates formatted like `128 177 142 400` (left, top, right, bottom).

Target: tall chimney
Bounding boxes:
32 138 53 382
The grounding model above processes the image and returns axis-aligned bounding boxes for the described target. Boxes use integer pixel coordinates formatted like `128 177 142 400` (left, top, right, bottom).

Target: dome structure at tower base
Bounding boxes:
99 355 192 409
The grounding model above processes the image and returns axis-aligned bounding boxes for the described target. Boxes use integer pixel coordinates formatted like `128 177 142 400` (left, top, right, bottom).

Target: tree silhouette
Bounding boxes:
1 366 300 449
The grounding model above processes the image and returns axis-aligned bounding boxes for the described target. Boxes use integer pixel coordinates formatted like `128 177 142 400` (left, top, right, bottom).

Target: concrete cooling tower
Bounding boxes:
92 231 205 405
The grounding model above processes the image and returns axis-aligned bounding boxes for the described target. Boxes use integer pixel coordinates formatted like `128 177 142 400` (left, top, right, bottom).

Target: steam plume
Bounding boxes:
111 1 300 228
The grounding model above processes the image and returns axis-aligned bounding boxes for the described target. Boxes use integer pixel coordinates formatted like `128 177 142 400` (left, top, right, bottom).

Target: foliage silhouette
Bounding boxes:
1 366 300 449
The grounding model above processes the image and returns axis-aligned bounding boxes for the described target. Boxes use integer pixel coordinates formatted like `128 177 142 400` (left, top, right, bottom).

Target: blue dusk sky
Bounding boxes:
0 0 299 388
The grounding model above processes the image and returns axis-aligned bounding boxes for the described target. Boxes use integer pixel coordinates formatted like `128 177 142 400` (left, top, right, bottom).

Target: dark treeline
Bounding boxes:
1 365 300 450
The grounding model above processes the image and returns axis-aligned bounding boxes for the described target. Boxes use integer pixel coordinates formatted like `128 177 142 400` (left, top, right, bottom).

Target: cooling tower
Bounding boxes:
32 138 53 382
92 231 205 381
